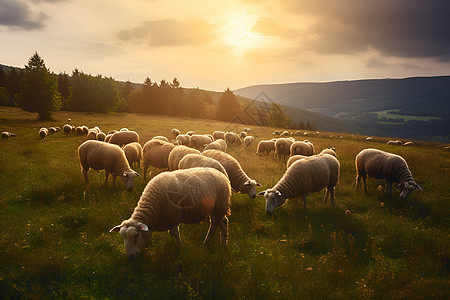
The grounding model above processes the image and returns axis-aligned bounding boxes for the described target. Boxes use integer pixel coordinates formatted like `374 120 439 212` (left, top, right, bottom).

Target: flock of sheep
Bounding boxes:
24 124 423 259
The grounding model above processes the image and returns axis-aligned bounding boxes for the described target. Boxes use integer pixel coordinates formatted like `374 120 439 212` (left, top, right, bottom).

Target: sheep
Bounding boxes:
275 138 294 161
77 140 140 190
224 132 242 146
319 147 337 158
186 130 195 136
96 132 106 142
204 139 227 152
63 124 73 135
152 136 169 142
167 145 200 171
290 141 314 156
243 127 251 133
82 126 89 135
286 148 336 168
403 141 413 146
109 167 231 258
104 133 113 143
272 131 280 136
213 131 225 140
244 136 254 147
256 140 276 156
108 131 139 147
108 130 118 135
258 154 340 214
120 128 129 132
365 137 373 141
39 127 48 139
142 139 176 179
48 127 57 134
355 148 422 199
172 128 180 137
202 149 261 198
75 126 84 136
86 130 97 140
387 140 402 146
175 134 190 146
189 134 213 150
178 154 228 177
1 131 16 139
240 131 247 139
123 142 143 169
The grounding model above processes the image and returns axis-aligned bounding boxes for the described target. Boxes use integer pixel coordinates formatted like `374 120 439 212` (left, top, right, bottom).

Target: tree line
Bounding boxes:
0 52 309 129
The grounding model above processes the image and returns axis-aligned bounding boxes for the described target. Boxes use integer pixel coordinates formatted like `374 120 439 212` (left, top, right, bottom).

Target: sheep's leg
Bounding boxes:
361 175 368 193
219 216 228 246
330 187 335 205
104 171 110 185
323 189 330 203
83 169 89 184
203 217 219 245
385 180 392 195
302 196 308 212
356 174 361 190
143 165 148 180
169 226 181 243
112 175 116 186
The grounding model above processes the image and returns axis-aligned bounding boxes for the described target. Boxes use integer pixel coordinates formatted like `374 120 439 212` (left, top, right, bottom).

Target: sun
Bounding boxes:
222 14 261 52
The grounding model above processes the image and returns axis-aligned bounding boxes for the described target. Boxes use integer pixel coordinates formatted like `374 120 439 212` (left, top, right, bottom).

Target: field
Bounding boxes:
0 106 449 299
374 110 442 122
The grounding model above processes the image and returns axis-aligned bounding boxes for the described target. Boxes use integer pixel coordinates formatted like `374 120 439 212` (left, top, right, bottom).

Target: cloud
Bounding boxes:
117 18 219 46
281 0 450 59
0 0 48 30
250 18 300 39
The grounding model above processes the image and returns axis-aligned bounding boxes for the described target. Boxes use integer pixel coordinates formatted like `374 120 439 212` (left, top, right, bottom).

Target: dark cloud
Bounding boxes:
118 19 219 46
0 0 47 30
282 0 450 59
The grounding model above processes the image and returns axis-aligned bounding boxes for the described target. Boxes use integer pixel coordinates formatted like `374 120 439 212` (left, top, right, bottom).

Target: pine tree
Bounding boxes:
17 52 61 120
216 88 241 122
267 103 293 128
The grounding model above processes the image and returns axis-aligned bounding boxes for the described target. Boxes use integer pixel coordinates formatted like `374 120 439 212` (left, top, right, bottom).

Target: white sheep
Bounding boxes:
256 140 275 156
86 129 97 140
108 131 139 147
224 132 242 146
104 133 113 143
109 167 231 258
82 126 89 135
203 139 227 152
213 131 225 140
355 148 422 199
290 141 314 156
39 127 48 139
178 154 228 177
240 131 247 139
244 136 254 147
365 137 373 141
202 149 261 198
280 130 289 137
272 131 280 136
286 147 336 168
123 142 143 169
275 138 294 161
152 135 169 142
78 140 140 190
75 126 84 136
120 128 129 132
63 124 73 135
172 128 180 137
186 130 195 136
387 140 402 146
96 132 106 141
142 139 176 179
2 131 16 139
189 134 213 150
175 134 190 146
258 154 340 214
167 145 200 171
403 141 413 146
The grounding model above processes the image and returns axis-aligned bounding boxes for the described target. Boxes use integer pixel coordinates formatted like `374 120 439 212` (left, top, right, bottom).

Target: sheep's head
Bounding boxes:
110 221 152 259
121 171 140 190
398 181 422 199
257 189 286 215
243 180 262 199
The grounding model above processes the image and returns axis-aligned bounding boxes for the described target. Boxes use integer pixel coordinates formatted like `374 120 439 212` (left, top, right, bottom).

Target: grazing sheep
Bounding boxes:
256 140 276 156
167 145 200 171
104 133 113 143
387 140 402 146
355 148 422 199
152 136 169 142
243 127 251 133
172 128 180 137
189 134 213 150
258 154 340 214
319 147 337 158
275 138 294 161
96 132 106 142
272 131 280 136
82 126 89 135
63 124 73 135
2 131 16 139
224 132 242 146
244 136 254 147
280 131 289 137
123 142 143 169
286 155 308 168
48 127 57 134
178 154 228 177
202 149 261 199
110 167 231 258
120 128 129 132
108 130 118 135
75 126 84 136
142 139 176 178
39 127 48 139
86 130 97 140
108 131 139 147
240 131 247 139
203 139 227 152
303 132 309 137
365 137 373 141
403 141 413 146
175 134 190 146
213 131 225 140
186 130 195 136
78 140 140 190
290 141 314 156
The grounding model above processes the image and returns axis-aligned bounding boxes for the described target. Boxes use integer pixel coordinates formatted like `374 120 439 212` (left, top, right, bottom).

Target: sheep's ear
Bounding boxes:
137 222 148 232
135 172 141 177
256 182 262 187
123 172 128 177
244 181 250 186
415 183 423 191
256 190 266 196
275 190 282 196
109 225 122 232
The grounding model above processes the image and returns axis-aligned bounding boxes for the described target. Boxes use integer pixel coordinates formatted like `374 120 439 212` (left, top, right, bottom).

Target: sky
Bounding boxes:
1 0 450 91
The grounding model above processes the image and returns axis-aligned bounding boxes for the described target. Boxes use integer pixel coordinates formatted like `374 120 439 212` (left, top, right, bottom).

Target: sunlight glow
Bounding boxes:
222 14 262 53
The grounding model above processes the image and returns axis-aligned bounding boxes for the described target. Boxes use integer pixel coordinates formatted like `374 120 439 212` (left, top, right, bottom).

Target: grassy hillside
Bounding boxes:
0 107 449 299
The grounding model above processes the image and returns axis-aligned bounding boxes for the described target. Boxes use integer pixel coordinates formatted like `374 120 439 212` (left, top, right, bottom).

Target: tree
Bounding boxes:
58 72 71 109
17 52 61 120
267 102 293 128
216 88 241 122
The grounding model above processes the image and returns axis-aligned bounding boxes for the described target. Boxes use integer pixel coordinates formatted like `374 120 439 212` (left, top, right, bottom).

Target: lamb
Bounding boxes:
203 139 227 152
224 132 242 145
244 136 254 147
172 128 180 137
258 154 340 214
110 167 231 258
96 132 106 141
108 130 139 147
39 127 48 139
152 135 169 142
142 139 176 178
256 140 276 156
189 134 213 150
2 131 16 139
123 142 143 169
202 149 261 198
63 124 73 135
175 134 190 146
213 131 225 140
290 141 314 156
178 154 228 177
78 140 140 190
167 145 201 171
275 138 294 161
387 140 402 146
355 148 422 199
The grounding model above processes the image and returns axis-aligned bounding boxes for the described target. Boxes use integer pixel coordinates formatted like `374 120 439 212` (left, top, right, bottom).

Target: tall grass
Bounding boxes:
0 107 448 299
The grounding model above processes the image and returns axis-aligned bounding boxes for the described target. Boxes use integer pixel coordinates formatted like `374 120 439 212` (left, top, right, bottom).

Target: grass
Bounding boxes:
0 106 449 299
374 110 442 122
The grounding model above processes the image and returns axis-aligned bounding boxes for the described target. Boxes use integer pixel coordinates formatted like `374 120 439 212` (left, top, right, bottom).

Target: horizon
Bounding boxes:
1 0 450 91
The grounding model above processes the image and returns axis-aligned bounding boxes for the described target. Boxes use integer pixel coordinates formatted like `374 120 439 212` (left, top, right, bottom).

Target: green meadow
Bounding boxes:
0 106 448 299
